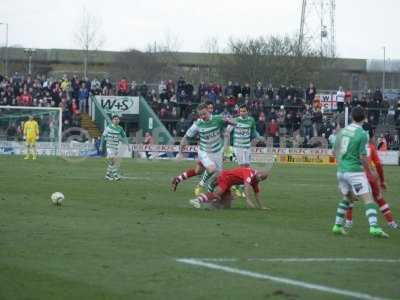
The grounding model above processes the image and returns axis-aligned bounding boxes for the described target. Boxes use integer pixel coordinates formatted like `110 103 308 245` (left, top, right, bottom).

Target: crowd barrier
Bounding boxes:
1 141 397 166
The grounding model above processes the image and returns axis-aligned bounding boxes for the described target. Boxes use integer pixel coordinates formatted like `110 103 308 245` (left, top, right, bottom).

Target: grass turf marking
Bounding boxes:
176 258 393 300
192 257 400 263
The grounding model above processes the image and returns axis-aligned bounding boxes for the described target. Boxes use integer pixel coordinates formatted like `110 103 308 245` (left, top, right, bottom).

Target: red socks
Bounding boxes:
197 192 216 203
376 198 394 223
176 169 197 182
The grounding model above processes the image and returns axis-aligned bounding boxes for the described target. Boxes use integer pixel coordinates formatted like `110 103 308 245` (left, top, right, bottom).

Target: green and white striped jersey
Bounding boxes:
335 123 368 172
185 115 227 153
230 116 258 149
101 124 127 151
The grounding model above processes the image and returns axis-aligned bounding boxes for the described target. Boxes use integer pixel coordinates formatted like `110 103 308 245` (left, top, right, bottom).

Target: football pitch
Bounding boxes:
1 156 399 300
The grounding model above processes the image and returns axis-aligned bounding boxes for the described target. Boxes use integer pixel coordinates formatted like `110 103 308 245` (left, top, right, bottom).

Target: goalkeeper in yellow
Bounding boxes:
23 115 40 160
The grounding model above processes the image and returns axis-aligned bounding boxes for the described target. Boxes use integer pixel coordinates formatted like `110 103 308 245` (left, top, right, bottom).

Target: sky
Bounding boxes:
0 0 398 60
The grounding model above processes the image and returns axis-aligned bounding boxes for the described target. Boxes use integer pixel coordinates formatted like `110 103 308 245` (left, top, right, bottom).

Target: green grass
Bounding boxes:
0 156 399 300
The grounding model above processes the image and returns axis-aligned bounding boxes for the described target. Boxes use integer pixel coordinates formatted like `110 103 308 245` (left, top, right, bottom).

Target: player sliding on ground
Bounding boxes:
101 115 128 181
345 123 398 229
189 166 269 209
23 115 39 160
171 103 234 192
332 107 389 238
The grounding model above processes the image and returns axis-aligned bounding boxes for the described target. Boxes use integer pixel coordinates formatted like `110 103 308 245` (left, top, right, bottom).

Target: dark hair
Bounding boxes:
197 103 208 111
205 100 214 106
362 123 373 139
351 107 365 123
111 115 120 119
239 104 248 110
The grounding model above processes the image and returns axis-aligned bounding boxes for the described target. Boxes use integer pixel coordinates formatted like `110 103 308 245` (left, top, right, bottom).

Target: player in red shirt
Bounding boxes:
345 124 398 229
189 166 269 209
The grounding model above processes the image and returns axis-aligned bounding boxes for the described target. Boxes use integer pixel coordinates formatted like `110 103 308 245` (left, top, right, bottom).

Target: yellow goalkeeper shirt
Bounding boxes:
24 120 39 138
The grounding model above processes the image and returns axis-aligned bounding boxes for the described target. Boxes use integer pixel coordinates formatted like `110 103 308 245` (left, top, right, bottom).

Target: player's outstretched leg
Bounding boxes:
172 169 197 191
189 192 217 208
195 170 213 195
332 199 349 235
376 198 398 229
345 203 354 228
205 172 219 192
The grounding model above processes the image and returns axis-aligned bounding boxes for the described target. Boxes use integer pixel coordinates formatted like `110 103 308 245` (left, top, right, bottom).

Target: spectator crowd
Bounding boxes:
1 73 399 150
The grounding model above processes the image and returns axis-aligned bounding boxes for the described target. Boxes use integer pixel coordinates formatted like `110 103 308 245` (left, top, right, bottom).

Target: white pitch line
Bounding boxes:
195 257 400 263
119 176 152 181
176 258 392 300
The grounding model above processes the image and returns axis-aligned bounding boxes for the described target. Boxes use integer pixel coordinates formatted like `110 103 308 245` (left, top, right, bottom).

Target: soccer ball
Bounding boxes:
51 192 64 205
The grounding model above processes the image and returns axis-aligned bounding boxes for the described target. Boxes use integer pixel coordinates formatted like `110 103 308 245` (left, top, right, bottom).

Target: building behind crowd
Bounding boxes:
1 47 400 92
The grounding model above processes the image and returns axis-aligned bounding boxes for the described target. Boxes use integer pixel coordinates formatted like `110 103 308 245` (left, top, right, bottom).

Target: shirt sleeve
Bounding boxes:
251 118 260 138
100 127 107 146
102 127 108 138
359 131 368 156
185 123 199 138
215 115 227 129
119 126 127 139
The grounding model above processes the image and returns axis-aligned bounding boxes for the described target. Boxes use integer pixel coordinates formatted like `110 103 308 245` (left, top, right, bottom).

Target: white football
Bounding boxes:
51 192 64 205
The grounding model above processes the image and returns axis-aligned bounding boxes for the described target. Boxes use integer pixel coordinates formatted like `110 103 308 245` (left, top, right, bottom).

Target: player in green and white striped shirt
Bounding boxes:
228 105 263 166
195 101 217 195
332 107 388 238
171 103 234 192
101 115 128 181
226 105 264 197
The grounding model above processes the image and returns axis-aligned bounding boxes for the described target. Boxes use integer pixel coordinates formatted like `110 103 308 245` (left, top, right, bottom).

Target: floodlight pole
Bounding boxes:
24 48 36 75
382 46 386 98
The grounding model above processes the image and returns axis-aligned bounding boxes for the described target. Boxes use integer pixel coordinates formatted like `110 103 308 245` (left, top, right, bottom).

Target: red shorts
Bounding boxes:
367 175 380 199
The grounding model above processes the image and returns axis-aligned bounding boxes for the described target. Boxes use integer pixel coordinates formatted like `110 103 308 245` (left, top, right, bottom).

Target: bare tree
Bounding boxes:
113 49 168 83
74 7 105 78
145 32 181 80
218 34 324 87
113 33 181 83
146 31 181 53
201 36 222 83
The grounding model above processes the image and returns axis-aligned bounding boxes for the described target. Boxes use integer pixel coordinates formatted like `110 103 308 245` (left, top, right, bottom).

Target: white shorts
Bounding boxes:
337 172 371 196
233 147 251 165
107 148 119 158
198 149 223 171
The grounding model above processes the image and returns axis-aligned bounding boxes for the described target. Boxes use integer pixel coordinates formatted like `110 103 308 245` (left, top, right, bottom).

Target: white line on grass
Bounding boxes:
119 176 152 181
176 258 392 300
194 257 400 263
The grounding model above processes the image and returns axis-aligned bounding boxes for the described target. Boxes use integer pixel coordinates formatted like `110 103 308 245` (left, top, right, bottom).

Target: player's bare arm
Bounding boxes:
243 183 256 208
254 191 268 210
360 155 371 178
176 135 189 159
